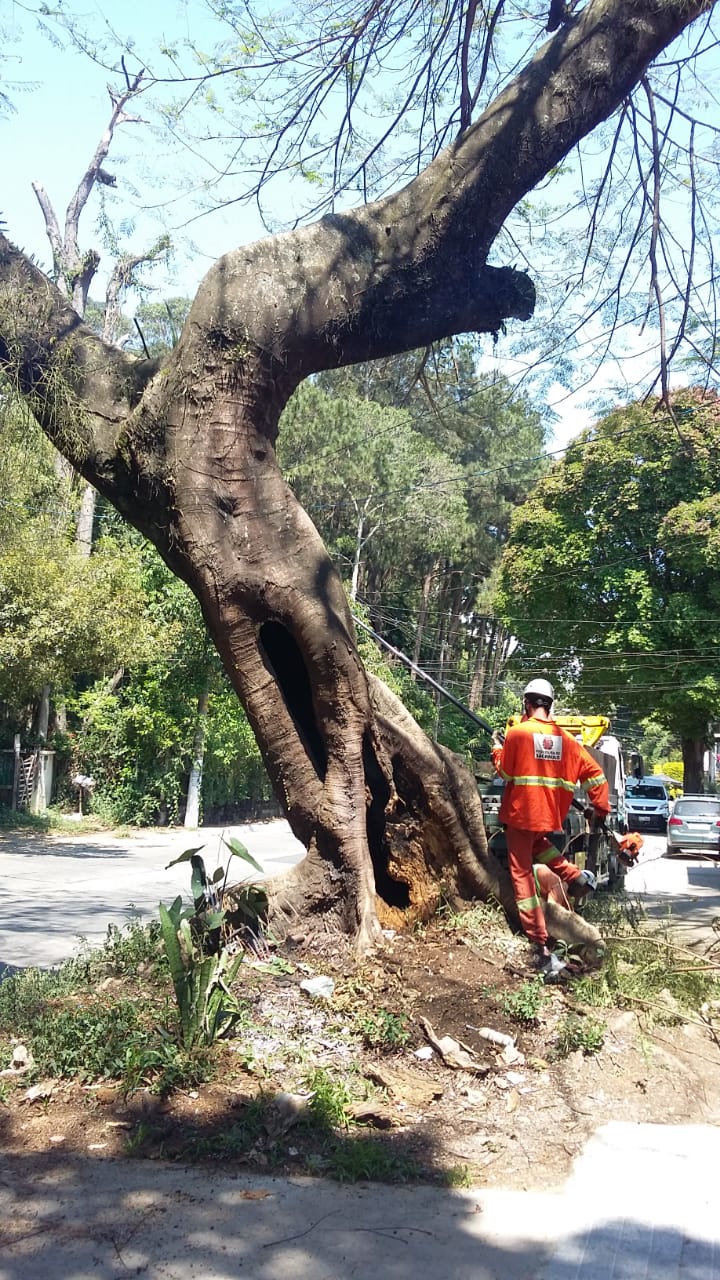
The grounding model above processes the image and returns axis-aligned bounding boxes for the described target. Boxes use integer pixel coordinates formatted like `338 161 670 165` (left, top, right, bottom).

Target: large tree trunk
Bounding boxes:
681 737 706 794
1 0 711 950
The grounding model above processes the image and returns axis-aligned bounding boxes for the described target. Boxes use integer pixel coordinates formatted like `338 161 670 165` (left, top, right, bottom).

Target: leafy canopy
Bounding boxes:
495 388 720 742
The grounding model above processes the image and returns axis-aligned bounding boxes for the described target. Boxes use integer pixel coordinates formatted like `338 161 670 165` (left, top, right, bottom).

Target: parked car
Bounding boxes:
625 779 671 832
665 795 720 859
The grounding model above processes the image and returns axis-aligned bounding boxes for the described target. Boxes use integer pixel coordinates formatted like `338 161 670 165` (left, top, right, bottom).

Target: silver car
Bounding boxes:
665 795 720 859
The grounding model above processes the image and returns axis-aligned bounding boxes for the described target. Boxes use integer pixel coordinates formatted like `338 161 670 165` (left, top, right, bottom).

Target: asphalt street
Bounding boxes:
0 820 306 972
625 829 720 952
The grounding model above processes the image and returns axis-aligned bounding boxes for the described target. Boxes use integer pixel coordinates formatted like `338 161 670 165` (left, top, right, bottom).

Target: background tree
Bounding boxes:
495 388 720 791
1 0 716 952
0 392 152 744
316 347 547 710
279 381 469 602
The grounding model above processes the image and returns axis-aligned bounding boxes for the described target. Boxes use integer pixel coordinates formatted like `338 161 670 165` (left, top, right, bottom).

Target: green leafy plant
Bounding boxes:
121 1033 213 1095
501 978 547 1024
158 895 243 1049
443 1164 474 1188
304 1067 354 1129
29 999 143 1081
358 1008 411 1049
324 1137 423 1184
159 833 269 1048
76 917 163 980
166 835 268 948
554 1012 606 1057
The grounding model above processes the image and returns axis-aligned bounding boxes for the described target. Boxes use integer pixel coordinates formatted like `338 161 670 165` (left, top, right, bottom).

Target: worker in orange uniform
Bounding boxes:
491 678 610 971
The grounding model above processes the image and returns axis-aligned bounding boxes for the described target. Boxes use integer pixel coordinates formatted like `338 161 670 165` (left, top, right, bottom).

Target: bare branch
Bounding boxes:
639 76 670 405
64 70 145 261
29 181 65 291
459 0 479 130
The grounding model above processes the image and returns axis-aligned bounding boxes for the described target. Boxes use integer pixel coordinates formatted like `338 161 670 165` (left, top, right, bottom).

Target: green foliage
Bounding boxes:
0 920 221 1096
158 895 244 1049
74 549 272 824
80 918 163 978
159 834 266 1048
0 402 153 729
554 1012 606 1057
279 381 470 584
495 389 720 758
305 1067 353 1128
130 298 192 356
26 1000 144 1081
443 1165 474 1188
358 1008 411 1049
279 357 547 735
576 894 720 1017
501 978 548 1024
0 961 146 1083
323 1137 423 1184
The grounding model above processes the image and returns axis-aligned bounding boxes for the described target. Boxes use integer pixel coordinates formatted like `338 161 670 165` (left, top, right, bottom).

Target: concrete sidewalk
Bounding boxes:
0 821 305 972
0 1122 717 1278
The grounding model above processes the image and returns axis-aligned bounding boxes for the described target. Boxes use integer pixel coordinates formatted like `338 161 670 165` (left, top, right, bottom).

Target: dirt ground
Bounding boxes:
3 917 720 1191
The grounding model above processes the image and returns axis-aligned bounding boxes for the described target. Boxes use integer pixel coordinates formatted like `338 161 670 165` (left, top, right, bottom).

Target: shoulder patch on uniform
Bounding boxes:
533 732 562 761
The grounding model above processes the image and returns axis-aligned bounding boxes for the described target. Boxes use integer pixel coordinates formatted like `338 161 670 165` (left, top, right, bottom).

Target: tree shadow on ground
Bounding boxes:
0 1130 716 1280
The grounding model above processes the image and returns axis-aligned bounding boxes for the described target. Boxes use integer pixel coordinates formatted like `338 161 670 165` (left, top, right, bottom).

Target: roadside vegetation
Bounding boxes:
1 886 718 1184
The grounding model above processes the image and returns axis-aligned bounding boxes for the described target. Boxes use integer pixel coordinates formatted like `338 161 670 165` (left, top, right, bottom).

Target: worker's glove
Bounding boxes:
491 730 505 748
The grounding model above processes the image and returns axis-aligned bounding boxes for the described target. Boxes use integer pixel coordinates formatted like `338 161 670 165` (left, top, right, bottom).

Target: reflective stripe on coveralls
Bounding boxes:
495 770 579 794
491 718 610 833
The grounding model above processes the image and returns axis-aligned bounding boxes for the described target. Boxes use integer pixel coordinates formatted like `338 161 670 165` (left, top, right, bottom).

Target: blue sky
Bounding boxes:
3 1 700 447
3 1 268 296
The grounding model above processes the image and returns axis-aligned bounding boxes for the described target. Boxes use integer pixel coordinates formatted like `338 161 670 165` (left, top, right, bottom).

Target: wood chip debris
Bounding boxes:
419 1017 490 1075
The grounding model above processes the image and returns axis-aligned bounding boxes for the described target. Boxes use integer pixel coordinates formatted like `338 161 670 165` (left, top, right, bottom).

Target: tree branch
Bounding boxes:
64 71 145 259
29 182 65 289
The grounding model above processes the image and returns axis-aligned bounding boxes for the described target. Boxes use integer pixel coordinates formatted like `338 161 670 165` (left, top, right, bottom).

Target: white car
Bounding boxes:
626 779 670 832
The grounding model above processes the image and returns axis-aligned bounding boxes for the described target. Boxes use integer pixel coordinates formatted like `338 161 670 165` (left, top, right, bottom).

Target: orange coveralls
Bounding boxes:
491 716 610 946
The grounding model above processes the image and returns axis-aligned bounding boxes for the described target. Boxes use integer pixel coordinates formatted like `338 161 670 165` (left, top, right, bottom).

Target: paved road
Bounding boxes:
0 821 306 972
625 830 720 952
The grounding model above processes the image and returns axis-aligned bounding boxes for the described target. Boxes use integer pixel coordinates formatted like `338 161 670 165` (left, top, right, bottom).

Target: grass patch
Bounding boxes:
0 805 110 834
322 1136 423 1183
553 1012 606 1057
0 919 211 1094
304 1066 354 1128
438 899 506 941
573 892 720 1022
357 1008 411 1049
501 978 548 1025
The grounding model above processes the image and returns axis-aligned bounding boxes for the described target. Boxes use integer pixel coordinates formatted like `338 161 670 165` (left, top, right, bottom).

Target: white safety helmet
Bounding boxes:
523 678 555 704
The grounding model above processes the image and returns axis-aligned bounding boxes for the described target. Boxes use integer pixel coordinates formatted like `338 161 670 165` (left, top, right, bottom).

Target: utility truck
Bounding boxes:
480 713 629 889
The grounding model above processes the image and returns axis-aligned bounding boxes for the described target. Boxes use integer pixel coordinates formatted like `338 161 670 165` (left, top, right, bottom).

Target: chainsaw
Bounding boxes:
572 800 644 867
